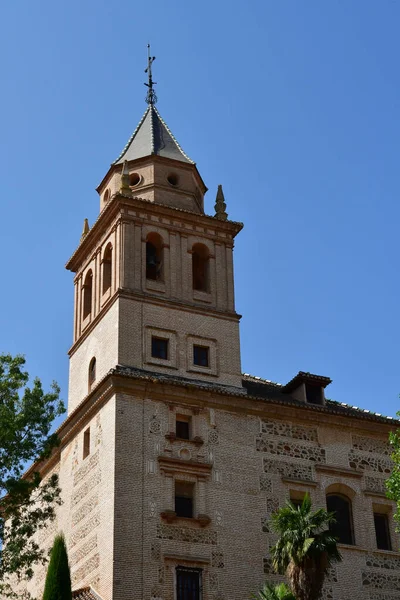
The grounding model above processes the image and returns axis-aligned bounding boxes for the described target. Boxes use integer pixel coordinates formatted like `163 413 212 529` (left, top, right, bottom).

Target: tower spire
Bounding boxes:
144 44 157 105
214 185 228 221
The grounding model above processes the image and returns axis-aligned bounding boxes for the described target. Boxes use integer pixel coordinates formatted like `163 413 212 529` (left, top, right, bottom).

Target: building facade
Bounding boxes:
23 85 400 600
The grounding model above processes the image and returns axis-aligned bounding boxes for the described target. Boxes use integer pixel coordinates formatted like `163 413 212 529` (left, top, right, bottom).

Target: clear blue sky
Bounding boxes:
1 1 399 424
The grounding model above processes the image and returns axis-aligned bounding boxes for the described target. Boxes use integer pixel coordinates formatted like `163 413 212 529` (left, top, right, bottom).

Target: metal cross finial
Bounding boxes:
144 44 157 105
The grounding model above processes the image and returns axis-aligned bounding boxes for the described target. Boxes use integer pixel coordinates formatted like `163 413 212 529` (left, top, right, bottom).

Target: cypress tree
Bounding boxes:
42 534 72 600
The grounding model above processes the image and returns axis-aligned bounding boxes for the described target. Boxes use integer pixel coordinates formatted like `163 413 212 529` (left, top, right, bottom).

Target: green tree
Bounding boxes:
270 495 342 600
0 354 65 594
251 582 295 600
386 421 400 530
42 534 71 600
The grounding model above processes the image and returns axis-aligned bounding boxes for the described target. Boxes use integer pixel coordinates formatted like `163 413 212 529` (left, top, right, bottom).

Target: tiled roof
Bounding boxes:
110 365 400 426
281 371 332 393
72 587 103 600
114 104 194 165
242 373 398 424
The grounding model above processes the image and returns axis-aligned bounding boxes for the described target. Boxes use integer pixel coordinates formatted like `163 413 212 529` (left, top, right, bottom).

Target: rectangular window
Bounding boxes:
305 383 323 405
151 336 169 360
193 345 209 367
374 513 391 550
83 428 90 459
290 490 306 510
175 481 194 518
176 567 201 600
176 416 191 440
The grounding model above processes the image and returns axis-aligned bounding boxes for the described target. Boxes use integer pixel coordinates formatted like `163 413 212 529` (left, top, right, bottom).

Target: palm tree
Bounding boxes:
270 494 342 600
251 582 295 600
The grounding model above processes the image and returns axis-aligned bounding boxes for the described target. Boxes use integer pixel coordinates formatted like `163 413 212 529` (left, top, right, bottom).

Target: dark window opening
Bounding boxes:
167 173 179 186
83 428 90 459
192 244 209 292
129 172 140 186
102 244 112 294
146 233 163 281
305 383 323 405
82 271 93 320
327 494 354 545
290 493 305 509
88 357 96 391
176 418 191 440
176 567 201 600
374 513 391 550
193 345 209 367
175 481 194 518
151 337 169 360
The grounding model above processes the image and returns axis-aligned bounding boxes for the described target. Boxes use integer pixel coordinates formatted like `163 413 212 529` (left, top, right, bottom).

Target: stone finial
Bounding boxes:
80 218 90 242
214 184 228 221
120 160 132 195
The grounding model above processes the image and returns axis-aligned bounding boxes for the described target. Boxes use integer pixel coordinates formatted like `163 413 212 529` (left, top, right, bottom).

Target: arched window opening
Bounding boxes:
146 233 163 281
192 243 210 292
103 189 110 204
326 494 354 545
88 357 96 391
102 243 112 294
83 270 93 320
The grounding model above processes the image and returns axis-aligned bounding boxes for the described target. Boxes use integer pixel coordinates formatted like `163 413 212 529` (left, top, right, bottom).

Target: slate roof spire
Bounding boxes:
113 45 193 166
113 105 194 165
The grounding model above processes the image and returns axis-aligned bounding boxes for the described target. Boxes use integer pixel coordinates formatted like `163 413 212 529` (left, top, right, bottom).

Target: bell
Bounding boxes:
147 255 158 268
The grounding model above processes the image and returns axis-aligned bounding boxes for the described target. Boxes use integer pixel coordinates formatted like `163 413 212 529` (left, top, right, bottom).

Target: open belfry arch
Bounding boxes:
24 48 400 600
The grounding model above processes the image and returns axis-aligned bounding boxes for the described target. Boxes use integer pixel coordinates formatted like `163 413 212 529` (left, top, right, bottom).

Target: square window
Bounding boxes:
176 416 191 440
374 513 391 550
305 383 323 405
176 567 201 600
175 481 194 518
151 336 169 360
193 345 209 367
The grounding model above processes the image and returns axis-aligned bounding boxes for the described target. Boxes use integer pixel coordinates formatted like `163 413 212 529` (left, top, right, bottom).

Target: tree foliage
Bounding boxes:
270 495 342 600
42 534 71 600
251 582 295 600
386 421 400 531
0 354 65 594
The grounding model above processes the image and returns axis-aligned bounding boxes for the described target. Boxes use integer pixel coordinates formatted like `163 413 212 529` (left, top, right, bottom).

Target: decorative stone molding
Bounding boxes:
315 464 363 478
211 551 224 568
158 455 212 478
353 435 391 456
259 473 273 492
362 570 400 592
261 419 318 443
366 553 400 571
349 450 392 474
364 476 387 495
165 432 204 446
160 511 211 527
163 554 210 565
73 451 100 487
156 523 217 544
257 437 326 463
281 477 318 487
263 458 314 482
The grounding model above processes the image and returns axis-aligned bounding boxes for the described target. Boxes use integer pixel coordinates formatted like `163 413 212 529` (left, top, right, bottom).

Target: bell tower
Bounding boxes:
66 51 244 414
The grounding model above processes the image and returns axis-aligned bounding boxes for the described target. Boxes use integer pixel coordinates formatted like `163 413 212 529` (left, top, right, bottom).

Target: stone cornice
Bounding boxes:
315 464 363 478
24 367 398 482
66 194 243 273
158 455 212 478
96 154 208 196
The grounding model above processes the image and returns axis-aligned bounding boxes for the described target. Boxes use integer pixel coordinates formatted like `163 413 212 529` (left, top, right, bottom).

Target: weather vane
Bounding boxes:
144 44 157 105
